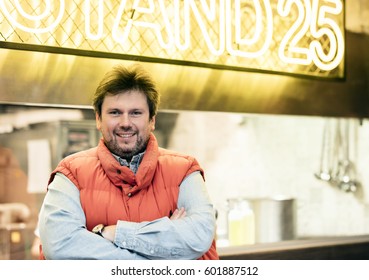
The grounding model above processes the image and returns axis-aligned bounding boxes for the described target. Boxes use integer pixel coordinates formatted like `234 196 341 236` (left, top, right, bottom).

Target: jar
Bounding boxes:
227 198 255 246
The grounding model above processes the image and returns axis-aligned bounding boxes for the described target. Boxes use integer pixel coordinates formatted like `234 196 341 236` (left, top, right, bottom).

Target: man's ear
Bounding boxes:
96 112 101 130
151 115 156 131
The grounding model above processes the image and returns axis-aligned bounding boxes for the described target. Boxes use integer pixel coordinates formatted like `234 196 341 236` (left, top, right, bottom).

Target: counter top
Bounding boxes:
218 235 369 260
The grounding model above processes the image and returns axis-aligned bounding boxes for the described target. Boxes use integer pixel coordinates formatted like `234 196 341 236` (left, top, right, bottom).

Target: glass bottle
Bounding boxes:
227 198 255 246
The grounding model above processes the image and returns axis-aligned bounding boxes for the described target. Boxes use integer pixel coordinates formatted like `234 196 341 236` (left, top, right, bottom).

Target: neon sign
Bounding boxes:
0 0 345 78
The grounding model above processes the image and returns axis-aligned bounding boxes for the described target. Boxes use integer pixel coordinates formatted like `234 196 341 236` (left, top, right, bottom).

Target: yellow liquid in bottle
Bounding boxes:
228 213 255 246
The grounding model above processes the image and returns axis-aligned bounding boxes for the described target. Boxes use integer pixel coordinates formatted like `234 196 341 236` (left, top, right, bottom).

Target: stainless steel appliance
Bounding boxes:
252 197 296 243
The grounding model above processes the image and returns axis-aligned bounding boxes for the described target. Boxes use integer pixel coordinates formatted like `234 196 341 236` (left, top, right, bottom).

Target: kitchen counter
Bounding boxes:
218 235 369 260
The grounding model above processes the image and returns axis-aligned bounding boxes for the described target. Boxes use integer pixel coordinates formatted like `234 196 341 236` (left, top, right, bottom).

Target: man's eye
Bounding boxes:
131 111 142 116
109 111 120 115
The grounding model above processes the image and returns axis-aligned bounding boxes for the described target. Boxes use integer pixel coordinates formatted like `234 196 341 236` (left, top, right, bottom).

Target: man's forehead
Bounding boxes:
102 92 148 108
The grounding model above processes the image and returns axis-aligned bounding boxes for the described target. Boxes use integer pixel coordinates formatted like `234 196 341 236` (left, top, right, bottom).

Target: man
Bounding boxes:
38 64 219 260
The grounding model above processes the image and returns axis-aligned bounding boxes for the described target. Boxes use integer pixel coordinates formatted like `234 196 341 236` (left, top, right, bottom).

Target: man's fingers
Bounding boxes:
170 207 186 220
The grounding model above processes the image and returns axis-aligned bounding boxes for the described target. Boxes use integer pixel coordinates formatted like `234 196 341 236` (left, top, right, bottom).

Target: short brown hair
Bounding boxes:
93 64 160 119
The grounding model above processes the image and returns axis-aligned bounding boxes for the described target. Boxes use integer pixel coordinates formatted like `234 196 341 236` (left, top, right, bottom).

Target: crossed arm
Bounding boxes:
38 171 216 260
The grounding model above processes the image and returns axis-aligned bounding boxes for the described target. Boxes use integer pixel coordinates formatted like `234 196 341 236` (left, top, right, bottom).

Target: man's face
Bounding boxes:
96 90 155 159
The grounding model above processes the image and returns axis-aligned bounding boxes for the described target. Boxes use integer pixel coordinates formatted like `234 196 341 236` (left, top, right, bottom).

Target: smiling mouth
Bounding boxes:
116 132 135 139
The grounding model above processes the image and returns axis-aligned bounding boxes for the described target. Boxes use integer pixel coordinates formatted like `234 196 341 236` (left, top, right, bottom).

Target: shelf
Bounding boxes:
218 235 369 260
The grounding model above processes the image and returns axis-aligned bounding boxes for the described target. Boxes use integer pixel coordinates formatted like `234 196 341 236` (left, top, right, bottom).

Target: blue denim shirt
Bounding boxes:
38 170 216 260
112 152 145 174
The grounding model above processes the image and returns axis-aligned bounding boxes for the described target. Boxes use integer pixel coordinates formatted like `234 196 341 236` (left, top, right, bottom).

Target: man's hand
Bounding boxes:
170 207 186 220
101 225 115 242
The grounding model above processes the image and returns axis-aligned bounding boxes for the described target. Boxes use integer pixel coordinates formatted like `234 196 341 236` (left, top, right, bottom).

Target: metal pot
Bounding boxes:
251 197 296 243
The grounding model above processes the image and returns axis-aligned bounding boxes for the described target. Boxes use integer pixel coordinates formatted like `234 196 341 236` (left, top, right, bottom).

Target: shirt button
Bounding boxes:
127 193 132 197
122 241 126 246
117 170 121 174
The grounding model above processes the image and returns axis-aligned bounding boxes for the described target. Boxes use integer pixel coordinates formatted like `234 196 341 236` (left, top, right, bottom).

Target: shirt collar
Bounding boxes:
112 151 145 174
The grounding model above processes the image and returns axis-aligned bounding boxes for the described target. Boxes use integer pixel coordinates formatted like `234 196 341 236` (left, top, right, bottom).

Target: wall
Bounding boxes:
166 111 369 238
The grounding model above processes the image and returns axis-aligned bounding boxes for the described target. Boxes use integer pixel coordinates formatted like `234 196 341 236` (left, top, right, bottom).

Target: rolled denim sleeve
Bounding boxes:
113 171 216 259
38 173 148 260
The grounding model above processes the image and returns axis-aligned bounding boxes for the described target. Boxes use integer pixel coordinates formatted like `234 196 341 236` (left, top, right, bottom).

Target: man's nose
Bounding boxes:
120 114 132 127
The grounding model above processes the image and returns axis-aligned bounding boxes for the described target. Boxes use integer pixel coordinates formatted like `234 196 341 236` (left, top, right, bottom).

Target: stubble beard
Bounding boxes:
105 133 149 160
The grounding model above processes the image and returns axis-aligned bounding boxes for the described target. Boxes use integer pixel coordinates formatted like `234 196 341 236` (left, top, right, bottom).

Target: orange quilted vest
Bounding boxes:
49 133 218 260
